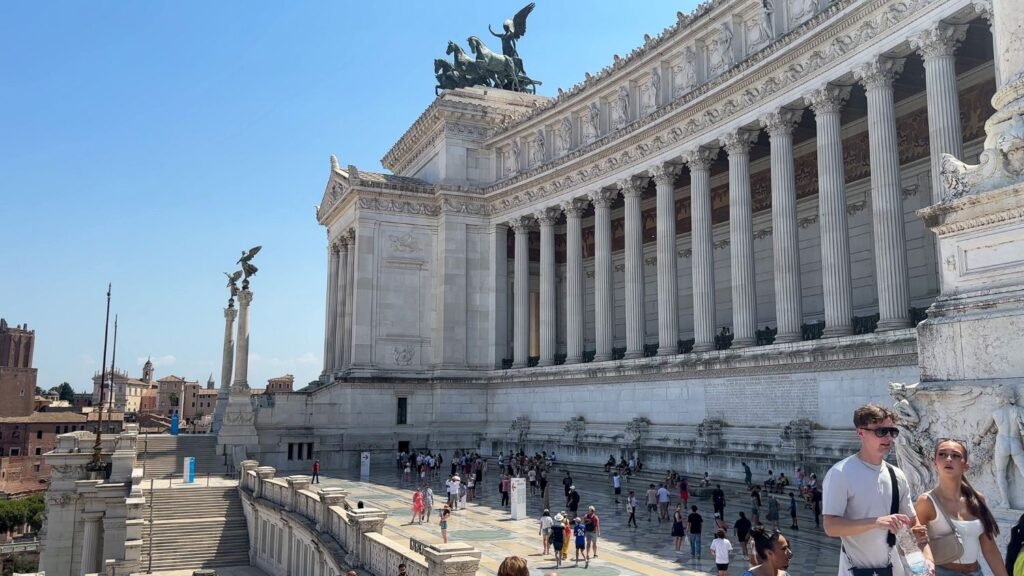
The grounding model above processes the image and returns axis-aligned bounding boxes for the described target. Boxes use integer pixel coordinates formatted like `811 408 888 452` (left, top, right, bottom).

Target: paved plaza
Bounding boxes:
315 466 842 576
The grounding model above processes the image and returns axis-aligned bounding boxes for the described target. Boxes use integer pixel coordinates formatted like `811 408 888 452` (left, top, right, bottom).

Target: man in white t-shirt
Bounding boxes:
822 404 929 576
656 483 671 522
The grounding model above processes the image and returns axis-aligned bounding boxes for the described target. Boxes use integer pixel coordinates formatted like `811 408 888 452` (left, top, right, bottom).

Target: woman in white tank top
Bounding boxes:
914 439 1008 576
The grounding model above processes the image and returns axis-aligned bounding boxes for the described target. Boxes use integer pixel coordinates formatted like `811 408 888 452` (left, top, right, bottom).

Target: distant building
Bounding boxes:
91 358 158 415
266 374 294 394
0 319 36 418
155 375 201 421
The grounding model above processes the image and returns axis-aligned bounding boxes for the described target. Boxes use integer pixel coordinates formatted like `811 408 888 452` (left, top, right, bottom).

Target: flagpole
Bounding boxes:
88 285 112 471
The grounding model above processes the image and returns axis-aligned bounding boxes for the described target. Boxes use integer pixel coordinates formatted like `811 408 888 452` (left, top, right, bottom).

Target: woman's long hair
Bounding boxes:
936 440 999 538
749 526 783 563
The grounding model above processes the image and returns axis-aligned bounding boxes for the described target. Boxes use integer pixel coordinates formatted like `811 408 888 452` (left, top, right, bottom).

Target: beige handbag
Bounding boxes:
926 491 965 565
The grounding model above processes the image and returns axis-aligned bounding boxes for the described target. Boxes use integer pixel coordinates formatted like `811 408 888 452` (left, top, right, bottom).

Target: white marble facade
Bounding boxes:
302 0 1004 470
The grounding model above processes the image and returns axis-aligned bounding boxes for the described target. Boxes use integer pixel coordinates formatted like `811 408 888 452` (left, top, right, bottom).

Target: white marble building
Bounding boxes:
254 0 1007 476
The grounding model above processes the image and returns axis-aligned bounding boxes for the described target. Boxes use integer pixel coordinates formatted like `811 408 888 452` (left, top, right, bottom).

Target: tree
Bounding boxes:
55 382 75 402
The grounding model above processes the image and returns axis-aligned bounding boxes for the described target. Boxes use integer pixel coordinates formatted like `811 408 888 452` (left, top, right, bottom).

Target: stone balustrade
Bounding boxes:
239 460 481 576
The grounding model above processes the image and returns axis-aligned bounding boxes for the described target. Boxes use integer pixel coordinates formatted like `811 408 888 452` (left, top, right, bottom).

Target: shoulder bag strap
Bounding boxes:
926 490 961 537
887 463 899 547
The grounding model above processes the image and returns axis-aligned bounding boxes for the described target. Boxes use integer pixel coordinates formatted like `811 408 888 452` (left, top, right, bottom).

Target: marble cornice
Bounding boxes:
483 0 961 219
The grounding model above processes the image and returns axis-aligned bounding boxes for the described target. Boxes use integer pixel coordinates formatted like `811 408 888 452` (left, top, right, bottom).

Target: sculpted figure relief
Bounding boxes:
558 116 573 154
672 46 697 98
888 383 935 498
709 23 735 77
613 85 630 129
511 138 521 174
976 388 1024 507
583 102 600 143
791 0 819 24
749 0 775 50
641 69 660 117
530 129 545 167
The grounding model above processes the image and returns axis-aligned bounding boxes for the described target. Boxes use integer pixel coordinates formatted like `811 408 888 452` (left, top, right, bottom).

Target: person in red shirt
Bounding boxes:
584 506 601 558
312 459 320 484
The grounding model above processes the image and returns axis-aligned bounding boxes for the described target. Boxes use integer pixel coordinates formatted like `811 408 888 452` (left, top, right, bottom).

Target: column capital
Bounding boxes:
338 234 351 251
225 307 238 321
648 163 682 187
854 57 906 91
329 240 341 253
972 0 993 25
588 188 617 208
909 22 969 61
533 206 561 226
561 197 589 217
683 147 719 171
237 290 253 306
803 84 852 115
507 215 536 233
720 129 758 156
759 108 804 137
619 177 647 198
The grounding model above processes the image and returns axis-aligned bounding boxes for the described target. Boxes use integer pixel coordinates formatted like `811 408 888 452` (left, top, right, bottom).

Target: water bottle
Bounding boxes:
896 525 930 575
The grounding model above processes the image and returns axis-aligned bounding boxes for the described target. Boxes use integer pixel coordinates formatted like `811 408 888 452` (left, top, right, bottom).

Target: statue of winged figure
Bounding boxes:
489 2 534 76
237 246 262 281
224 270 243 296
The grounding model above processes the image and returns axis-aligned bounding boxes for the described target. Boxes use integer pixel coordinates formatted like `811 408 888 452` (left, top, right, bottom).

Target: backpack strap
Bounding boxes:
886 463 899 548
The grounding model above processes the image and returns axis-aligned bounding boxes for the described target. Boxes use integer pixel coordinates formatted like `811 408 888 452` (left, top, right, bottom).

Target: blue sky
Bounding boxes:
0 1 696 392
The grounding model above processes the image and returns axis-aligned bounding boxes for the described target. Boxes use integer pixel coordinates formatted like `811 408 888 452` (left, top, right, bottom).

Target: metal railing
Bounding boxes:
0 538 40 554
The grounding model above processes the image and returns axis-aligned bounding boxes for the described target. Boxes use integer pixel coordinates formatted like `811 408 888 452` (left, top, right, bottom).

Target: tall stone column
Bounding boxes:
621 178 647 358
233 289 253 389
509 216 534 368
80 511 103 575
342 228 356 368
323 245 339 373
805 84 854 337
590 189 617 361
211 303 237 434
856 57 911 331
562 198 587 364
536 207 560 366
910 23 968 206
652 163 682 356
686 147 720 352
490 223 509 368
760 109 805 343
722 129 760 347
333 239 349 372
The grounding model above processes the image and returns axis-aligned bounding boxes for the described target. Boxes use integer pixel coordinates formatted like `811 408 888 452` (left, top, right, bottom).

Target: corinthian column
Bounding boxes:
686 147 719 352
856 57 911 331
333 239 349 371
221 305 237 395
536 207 560 366
232 289 253 389
510 216 534 368
722 129 760 348
760 109 805 343
562 198 587 364
652 162 682 356
590 189 617 361
342 228 356 368
621 178 647 359
323 244 339 372
910 23 969 205
805 84 854 337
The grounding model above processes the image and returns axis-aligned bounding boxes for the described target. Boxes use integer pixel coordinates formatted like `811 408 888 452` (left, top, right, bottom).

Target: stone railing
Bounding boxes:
239 460 481 576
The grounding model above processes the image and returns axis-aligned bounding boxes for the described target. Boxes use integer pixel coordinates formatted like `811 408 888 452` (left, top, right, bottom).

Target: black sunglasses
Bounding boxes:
860 427 900 438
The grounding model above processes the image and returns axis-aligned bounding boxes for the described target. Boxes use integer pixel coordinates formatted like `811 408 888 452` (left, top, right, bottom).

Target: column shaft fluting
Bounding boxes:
220 306 237 392
805 85 854 337
80 514 101 575
761 110 804 343
653 165 680 355
723 130 759 348
622 179 647 358
323 246 338 372
333 242 349 371
342 229 355 368
232 290 252 389
510 217 533 368
856 59 911 331
590 190 616 361
537 209 559 366
687 148 719 352
563 199 586 364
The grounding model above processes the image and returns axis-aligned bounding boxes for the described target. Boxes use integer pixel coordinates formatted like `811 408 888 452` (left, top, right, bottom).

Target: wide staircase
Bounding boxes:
140 485 250 572
138 434 225 479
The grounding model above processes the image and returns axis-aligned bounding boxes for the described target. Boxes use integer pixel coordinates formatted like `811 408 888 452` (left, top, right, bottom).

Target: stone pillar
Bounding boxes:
536 207 560 366
652 163 682 356
490 223 509 368
343 508 388 568
333 239 349 372
232 289 253 389
722 130 759 347
621 178 647 358
423 543 482 576
342 228 356 368
686 147 720 352
856 57 911 331
590 189 617 361
318 487 347 533
509 216 534 368
80 511 103 576
323 242 339 373
760 109 805 343
212 304 237 434
562 198 587 364
805 84 854 337
911 23 968 206
323 245 338 373
286 475 312 512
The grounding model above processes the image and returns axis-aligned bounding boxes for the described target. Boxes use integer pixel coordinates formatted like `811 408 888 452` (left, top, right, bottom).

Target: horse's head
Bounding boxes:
434 59 447 74
446 41 456 55
467 36 480 53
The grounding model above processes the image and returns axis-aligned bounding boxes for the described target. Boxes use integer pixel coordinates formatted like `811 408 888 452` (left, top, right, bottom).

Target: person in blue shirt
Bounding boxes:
573 517 589 568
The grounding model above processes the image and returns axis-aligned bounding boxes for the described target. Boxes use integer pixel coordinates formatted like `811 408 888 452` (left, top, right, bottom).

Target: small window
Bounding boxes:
306 443 313 460
9 448 20 456
397 397 408 425
35 448 41 456
36 430 42 439
33 464 40 473
63 425 69 433
287 443 294 461
55 426 60 435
